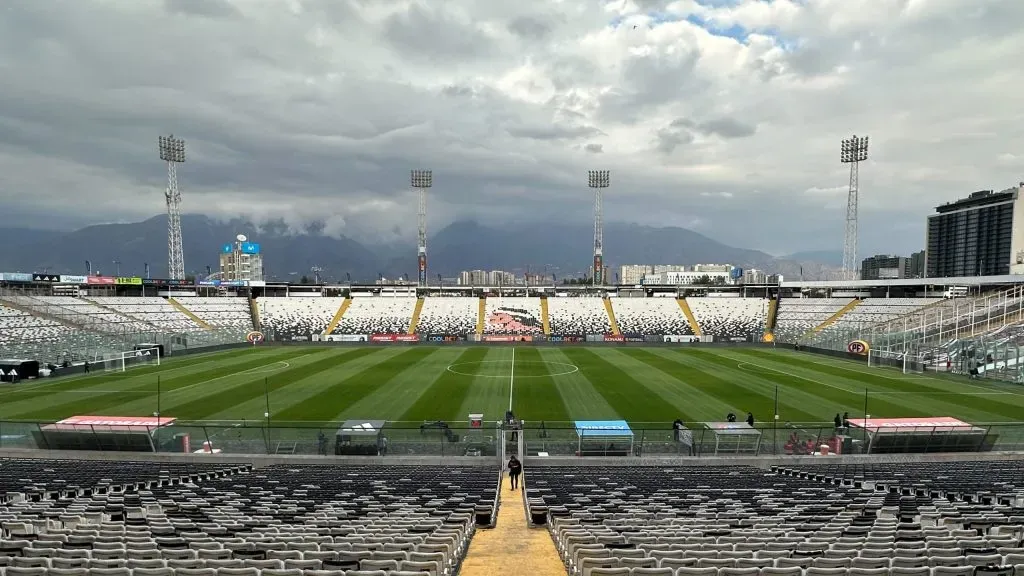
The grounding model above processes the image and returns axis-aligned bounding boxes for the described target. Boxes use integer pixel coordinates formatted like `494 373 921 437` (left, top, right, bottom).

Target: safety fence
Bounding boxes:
2 419 1023 458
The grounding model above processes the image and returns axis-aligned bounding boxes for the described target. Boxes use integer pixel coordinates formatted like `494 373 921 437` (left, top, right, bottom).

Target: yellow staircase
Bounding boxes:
323 298 351 336
807 298 861 336
168 297 212 330
678 298 702 336
459 474 564 576
540 298 551 335
476 298 486 335
763 297 779 342
603 298 621 336
249 296 261 330
408 297 425 335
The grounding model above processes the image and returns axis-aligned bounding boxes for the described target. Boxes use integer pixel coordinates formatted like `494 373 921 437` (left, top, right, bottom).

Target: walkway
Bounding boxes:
459 473 565 576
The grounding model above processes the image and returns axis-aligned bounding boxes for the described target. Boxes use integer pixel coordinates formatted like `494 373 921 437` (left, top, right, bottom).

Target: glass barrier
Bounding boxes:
4 419 1024 458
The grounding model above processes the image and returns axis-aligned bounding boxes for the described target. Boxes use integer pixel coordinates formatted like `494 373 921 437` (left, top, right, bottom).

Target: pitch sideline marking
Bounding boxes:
164 354 317 397
509 347 515 411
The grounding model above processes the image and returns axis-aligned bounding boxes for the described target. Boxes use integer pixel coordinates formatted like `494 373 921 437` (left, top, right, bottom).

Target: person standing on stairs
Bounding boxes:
508 455 522 490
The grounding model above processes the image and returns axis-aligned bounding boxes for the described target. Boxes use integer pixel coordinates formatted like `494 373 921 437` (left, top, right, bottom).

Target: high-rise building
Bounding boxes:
861 255 910 280
488 270 516 285
458 270 489 285
219 234 263 282
926 184 1024 277
588 264 610 283
909 250 925 278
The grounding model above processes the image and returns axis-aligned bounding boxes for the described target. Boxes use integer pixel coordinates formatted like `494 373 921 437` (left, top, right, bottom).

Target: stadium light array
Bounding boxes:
840 135 869 164
159 135 186 163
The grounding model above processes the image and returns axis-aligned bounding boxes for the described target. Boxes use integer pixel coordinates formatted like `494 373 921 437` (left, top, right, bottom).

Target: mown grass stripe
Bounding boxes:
560 348 692 423
178 348 380 420
511 347 572 422
275 347 437 423
399 348 489 422
627 349 820 423
6 349 308 420
689 348 930 419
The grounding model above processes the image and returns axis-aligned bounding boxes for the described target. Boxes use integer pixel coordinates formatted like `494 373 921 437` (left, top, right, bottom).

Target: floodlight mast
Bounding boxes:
411 170 432 287
588 170 610 285
159 135 187 280
840 135 868 281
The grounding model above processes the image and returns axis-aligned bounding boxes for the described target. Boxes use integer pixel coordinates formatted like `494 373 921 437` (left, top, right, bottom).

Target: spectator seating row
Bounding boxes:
415 297 478 336
548 298 611 335
0 460 496 576
88 298 203 333
527 463 1024 576
330 297 416 335
687 298 768 339
483 297 544 335
613 298 693 336
6 296 154 333
0 304 72 346
773 299 852 343
172 298 252 330
257 298 344 339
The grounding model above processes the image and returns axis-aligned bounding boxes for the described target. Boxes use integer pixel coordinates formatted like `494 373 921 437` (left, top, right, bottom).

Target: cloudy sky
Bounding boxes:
0 0 1021 257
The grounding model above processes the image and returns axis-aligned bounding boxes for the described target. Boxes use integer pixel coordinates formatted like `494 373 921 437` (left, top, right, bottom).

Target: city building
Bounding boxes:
219 234 263 282
692 263 733 274
861 255 911 280
742 268 770 284
653 264 686 274
619 265 652 285
458 270 489 285
926 184 1024 277
588 264 610 283
489 270 516 285
642 270 733 285
909 250 925 278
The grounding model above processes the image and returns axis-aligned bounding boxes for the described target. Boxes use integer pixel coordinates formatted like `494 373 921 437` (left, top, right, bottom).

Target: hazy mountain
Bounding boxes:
0 215 840 281
785 250 843 267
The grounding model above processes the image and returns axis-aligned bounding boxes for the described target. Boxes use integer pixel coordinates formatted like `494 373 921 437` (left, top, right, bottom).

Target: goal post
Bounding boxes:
102 347 162 373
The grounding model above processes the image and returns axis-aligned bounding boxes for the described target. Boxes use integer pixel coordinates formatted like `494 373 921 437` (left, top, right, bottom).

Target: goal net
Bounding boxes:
867 349 943 374
101 347 161 373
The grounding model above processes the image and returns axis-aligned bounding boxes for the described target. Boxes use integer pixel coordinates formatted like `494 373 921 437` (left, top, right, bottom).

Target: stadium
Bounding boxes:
3 4 1024 576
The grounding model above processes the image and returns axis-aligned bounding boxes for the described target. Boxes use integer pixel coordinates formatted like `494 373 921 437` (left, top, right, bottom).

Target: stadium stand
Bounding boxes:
546 297 612 335
89 297 204 332
0 303 72 345
6 295 155 332
330 296 417 334
612 297 694 336
774 298 853 343
528 462 1024 576
258 296 345 339
827 298 943 329
416 296 479 335
484 297 544 334
687 297 768 338
173 297 253 330
0 458 495 576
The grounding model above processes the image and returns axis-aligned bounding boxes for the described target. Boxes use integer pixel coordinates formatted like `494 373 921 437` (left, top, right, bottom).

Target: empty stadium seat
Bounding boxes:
613 298 693 336
331 297 416 335
774 298 852 343
89 297 204 333
415 297 477 335
483 297 543 334
258 298 345 339
686 298 768 338
547 297 611 335
173 298 253 330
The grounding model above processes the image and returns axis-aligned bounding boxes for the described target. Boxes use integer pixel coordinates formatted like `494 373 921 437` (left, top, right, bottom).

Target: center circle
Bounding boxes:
446 359 579 378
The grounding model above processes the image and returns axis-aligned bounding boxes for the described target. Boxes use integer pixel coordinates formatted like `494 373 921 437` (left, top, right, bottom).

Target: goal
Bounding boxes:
867 349 943 374
101 347 162 373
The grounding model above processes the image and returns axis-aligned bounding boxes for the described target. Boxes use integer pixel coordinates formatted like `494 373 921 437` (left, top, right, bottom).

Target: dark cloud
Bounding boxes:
584 143 604 154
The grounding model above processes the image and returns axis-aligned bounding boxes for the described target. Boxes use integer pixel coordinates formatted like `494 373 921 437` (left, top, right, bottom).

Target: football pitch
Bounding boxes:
2 345 1024 428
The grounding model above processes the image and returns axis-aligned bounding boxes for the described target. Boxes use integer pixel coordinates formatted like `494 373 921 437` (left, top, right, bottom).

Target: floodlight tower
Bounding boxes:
840 135 869 280
159 135 187 280
588 170 610 285
411 170 432 286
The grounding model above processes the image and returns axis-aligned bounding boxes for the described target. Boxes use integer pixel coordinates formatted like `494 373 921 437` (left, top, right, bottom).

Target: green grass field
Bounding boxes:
2 345 1023 428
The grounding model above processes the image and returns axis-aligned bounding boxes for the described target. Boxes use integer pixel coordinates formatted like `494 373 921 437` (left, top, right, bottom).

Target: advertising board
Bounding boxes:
847 339 870 355
32 273 60 282
603 335 624 342
549 335 584 343
370 334 419 342
481 335 534 342
87 276 116 285
664 335 700 343
324 334 369 342
115 277 142 285
0 273 33 282
425 335 461 342
143 278 193 287
59 275 88 284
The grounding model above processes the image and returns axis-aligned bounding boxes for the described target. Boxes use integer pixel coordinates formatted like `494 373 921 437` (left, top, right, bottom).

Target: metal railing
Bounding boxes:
5 420 1024 457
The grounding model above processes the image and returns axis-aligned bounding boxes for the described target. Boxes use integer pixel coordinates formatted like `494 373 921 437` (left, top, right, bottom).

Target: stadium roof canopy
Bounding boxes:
781 274 1024 290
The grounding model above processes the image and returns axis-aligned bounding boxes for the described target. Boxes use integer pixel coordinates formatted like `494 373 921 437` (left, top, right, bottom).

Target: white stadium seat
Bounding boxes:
416 297 478 335
0 303 72 346
484 297 544 334
612 297 693 335
546 297 611 335
331 297 417 335
89 296 204 332
773 298 853 343
173 297 253 329
687 297 768 338
258 297 345 339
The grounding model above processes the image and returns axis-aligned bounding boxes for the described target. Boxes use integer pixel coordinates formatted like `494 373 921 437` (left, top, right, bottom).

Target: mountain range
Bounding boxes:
0 215 842 282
